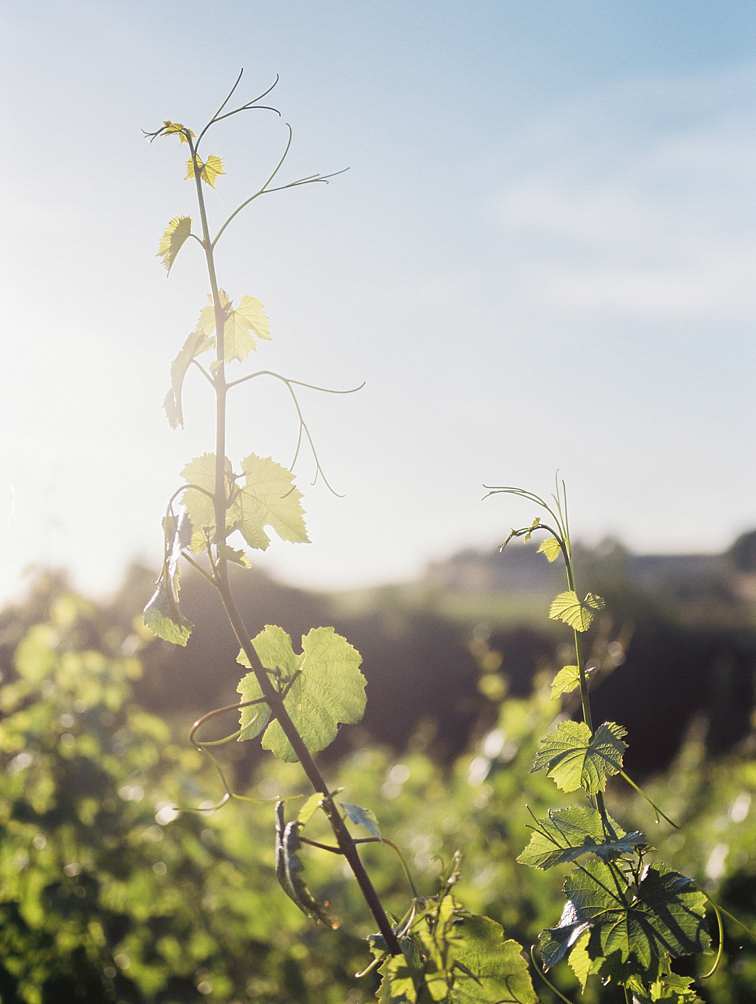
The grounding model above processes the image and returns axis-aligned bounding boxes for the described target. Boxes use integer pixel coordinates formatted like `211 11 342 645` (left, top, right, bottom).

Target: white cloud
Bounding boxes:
492 66 756 320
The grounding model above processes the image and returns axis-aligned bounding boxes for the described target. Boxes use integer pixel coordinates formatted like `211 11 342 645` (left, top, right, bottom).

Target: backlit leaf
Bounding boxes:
180 453 234 553
157 215 193 273
230 453 309 551
163 328 214 429
550 590 605 632
297 792 324 826
379 898 537 1004
185 153 225 187
160 120 195 143
538 536 562 563
237 626 366 761
518 806 645 870
193 290 270 363
531 720 627 793
143 511 193 645
551 664 581 698
224 295 271 361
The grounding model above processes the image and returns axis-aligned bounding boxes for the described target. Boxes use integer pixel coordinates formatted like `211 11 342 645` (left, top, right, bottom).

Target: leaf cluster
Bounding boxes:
487 480 714 1002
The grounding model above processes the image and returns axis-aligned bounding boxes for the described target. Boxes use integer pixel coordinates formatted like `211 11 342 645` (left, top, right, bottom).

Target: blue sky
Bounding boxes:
1 1 755 598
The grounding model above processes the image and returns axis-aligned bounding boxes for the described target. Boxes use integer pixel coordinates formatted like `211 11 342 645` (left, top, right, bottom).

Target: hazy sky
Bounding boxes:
2 0 755 599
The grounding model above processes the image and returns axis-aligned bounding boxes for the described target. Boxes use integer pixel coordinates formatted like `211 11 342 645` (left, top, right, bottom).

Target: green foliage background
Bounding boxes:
0 574 753 1002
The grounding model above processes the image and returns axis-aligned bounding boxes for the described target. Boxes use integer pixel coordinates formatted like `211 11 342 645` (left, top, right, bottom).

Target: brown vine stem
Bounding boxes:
185 90 401 955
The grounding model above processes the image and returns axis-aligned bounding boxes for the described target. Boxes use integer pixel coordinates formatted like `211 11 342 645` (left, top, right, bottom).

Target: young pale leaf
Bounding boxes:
517 806 645 870
297 792 324 826
550 590 605 632
531 720 627 793
551 664 581 698
230 454 309 551
160 120 195 143
340 802 381 839
180 453 234 552
163 328 214 428
631 973 703 1003
193 290 270 363
143 571 193 646
143 511 193 645
224 295 271 362
185 153 225 187
274 802 339 928
537 536 562 563
157 215 193 273
237 626 366 761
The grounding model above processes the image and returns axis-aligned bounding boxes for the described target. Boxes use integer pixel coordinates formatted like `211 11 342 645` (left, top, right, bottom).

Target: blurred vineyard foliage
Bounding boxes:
0 559 753 1003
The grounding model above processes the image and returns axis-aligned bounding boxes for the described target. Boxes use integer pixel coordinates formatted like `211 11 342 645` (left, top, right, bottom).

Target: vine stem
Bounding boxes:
186 103 401 957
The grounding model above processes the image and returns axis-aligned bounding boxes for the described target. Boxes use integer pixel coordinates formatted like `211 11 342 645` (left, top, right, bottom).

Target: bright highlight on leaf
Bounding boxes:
194 290 271 363
143 511 193 645
160 120 195 143
549 590 605 632
231 453 309 550
157 215 193 273
551 664 581 698
532 720 627 793
518 806 645 870
163 329 214 428
377 896 538 1004
185 153 225 187
537 536 562 563
179 453 308 554
237 626 366 761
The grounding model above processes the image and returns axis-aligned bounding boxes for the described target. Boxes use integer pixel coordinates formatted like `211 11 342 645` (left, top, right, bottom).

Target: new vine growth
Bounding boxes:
143 73 537 1003
485 480 720 1003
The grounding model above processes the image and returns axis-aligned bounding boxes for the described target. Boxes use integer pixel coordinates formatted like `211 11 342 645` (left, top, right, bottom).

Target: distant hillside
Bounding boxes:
423 530 756 604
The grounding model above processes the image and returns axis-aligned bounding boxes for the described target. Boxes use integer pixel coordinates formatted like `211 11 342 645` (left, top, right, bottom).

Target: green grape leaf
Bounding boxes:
160 120 195 143
157 215 193 273
531 720 627 793
540 902 593 969
180 453 234 553
194 290 271 363
446 914 538 1004
551 664 581 698
225 295 271 361
163 328 214 429
541 861 710 972
567 928 594 991
230 453 309 551
237 626 366 761
517 806 645 870
185 153 225 187
379 899 537 1004
297 792 324 826
630 973 703 1003
217 542 251 567
143 511 193 645
550 590 605 632
521 516 540 542
537 536 562 562
274 801 339 928
340 802 381 839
